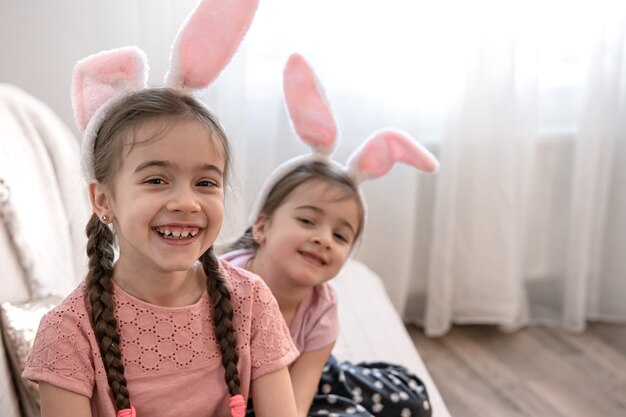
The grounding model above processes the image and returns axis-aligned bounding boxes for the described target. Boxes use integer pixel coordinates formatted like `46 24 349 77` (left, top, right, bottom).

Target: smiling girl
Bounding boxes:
221 53 438 417
22 2 298 417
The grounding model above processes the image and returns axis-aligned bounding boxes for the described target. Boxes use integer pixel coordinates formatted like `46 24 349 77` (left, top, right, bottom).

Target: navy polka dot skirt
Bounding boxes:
247 354 432 417
310 354 432 417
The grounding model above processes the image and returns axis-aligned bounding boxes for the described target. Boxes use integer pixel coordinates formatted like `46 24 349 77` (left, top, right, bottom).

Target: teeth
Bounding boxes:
155 227 199 239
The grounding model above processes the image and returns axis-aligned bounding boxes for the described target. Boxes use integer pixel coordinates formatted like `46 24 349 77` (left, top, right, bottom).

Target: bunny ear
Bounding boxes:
71 46 148 132
346 129 439 183
165 0 259 90
283 53 338 156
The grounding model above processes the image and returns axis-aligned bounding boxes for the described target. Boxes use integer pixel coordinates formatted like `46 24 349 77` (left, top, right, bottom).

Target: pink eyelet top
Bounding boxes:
23 260 298 417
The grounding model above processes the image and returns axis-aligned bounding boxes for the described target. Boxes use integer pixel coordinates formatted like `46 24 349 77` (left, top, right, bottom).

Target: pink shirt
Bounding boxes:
221 249 339 353
23 260 298 417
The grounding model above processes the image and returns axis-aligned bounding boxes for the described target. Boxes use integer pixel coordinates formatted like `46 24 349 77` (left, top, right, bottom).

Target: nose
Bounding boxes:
311 229 332 249
166 185 201 213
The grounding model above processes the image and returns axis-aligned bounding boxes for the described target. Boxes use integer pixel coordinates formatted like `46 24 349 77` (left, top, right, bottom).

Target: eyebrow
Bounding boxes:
134 160 223 177
295 205 356 235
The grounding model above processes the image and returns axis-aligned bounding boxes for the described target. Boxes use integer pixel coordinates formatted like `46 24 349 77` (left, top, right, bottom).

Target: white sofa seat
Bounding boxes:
331 260 450 417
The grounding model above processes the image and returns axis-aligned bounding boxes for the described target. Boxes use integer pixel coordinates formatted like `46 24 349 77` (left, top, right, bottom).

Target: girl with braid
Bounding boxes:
22 1 298 417
221 54 438 417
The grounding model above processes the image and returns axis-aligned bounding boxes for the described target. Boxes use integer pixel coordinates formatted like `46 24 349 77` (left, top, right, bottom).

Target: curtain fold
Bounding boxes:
424 30 539 335
565 17 626 328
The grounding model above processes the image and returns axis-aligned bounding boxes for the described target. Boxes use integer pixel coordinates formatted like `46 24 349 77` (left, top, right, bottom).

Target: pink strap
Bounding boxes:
116 406 136 417
229 394 246 417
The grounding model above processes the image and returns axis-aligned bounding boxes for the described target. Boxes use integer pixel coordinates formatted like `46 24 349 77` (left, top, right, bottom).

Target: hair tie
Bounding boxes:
229 394 246 417
116 406 136 417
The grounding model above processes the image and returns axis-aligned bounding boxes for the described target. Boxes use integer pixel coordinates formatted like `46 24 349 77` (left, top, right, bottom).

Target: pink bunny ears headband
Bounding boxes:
71 0 259 182
247 53 440 225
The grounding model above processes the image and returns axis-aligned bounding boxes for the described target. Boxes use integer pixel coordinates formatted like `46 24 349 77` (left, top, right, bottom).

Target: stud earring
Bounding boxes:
102 214 109 223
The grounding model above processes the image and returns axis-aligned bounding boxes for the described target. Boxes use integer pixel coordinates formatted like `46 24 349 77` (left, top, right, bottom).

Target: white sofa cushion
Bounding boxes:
331 259 450 417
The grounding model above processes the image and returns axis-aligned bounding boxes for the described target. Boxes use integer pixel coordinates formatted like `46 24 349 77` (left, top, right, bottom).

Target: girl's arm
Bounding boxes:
39 382 91 417
251 366 298 417
289 342 335 417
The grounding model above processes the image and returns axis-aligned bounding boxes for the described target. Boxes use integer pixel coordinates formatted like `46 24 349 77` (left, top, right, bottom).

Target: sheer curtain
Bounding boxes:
234 0 626 335
1 0 625 336
419 2 626 335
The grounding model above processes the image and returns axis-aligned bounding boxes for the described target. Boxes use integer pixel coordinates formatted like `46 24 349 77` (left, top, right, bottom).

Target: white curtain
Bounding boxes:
420 2 626 335
1 0 625 336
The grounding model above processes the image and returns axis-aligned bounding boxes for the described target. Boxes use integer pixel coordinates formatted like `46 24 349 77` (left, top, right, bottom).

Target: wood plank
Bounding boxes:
587 322 626 357
408 329 527 417
408 324 626 417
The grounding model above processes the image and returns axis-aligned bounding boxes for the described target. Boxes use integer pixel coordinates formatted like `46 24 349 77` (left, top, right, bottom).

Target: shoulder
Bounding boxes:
25 283 93 359
219 257 263 286
33 283 94 350
309 282 338 309
290 283 339 353
41 283 91 327
218 258 276 305
296 283 338 330
314 282 337 300
24 283 96 388
219 248 253 269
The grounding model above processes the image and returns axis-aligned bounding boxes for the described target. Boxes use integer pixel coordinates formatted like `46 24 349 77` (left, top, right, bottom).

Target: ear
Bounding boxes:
88 180 114 222
346 129 439 183
71 46 148 132
283 53 337 156
164 0 259 90
252 215 270 246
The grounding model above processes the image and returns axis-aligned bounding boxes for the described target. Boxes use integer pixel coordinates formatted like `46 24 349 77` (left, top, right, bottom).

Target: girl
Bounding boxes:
221 54 439 417
22 2 298 417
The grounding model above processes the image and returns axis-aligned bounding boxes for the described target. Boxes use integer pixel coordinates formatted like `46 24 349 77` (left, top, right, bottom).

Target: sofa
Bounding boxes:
0 84 450 417
0 83 90 417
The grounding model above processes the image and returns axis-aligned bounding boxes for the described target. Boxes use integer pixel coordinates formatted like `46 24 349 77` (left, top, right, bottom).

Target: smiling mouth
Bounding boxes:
154 226 200 240
299 251 326 266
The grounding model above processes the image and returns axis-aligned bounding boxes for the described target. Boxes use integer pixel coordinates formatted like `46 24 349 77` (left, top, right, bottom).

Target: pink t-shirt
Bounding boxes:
22 260 298 417
221 249 339 353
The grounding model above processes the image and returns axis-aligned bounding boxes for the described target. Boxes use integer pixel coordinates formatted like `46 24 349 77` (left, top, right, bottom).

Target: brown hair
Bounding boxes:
228 160 365 252
85 87 241 411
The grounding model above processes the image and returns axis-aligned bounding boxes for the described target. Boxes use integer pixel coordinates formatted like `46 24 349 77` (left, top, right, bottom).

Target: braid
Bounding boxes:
202 247 241 396
85 214 130 410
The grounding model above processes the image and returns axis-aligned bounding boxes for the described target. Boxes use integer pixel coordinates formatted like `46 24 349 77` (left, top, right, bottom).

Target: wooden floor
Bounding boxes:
408 323 626 417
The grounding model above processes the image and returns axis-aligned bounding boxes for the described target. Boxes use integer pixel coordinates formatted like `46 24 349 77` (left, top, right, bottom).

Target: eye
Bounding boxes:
144 178 167 185
297 217 314 226
196 179 219 188
334 232 350 244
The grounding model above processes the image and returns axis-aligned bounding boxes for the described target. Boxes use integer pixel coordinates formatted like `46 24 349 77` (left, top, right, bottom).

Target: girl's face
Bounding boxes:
253 179 361 288
91 118 226 277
